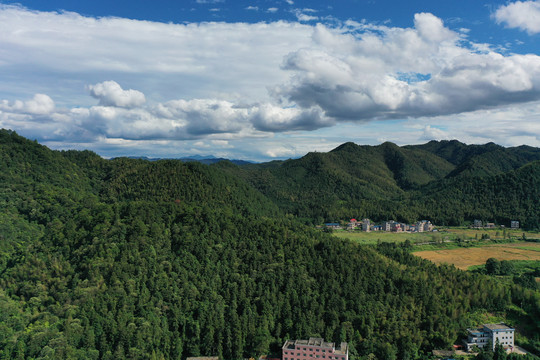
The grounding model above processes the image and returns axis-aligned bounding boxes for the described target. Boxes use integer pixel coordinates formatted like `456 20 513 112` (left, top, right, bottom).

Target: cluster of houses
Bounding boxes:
472 220 520 229
324 218 434 233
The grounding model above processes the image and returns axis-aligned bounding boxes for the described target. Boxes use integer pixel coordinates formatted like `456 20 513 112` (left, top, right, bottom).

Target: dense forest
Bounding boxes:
1 129 539 359
217 140 540 228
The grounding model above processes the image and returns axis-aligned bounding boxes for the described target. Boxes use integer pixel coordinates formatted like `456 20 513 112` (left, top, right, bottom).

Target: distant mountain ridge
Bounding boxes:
124 154 255 165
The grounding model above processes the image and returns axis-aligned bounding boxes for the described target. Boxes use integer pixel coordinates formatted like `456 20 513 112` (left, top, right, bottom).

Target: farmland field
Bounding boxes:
444 228 540 240
332 227 540 245
332 230 436 245
413 242 540 270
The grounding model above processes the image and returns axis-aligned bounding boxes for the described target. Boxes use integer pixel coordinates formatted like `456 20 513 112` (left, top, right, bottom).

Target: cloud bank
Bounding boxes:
276 13 540 122
1 5 540 158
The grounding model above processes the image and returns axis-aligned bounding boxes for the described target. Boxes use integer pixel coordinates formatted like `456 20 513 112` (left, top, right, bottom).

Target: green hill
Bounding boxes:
413 160 540 227
0 130 539 359
409 140 540 178
214 140 540 227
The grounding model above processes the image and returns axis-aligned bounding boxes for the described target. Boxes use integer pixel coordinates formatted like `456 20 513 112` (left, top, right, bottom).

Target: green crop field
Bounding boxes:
444 227 540 240
516 246 540 252
332 227 540 247
332 230 435 245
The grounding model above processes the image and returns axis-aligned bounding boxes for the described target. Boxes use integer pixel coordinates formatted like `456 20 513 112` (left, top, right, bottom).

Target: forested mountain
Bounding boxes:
1 129 539 359
218 140 540 227
410 160 540 228
408 140 540 178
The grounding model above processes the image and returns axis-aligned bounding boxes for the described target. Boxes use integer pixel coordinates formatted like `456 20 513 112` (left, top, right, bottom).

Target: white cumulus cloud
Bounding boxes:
88 81 146 108
294 9 318 22
421 125 450 141
493 0 540 34
277 13 540 122
0 94 55 115
1 80 328 143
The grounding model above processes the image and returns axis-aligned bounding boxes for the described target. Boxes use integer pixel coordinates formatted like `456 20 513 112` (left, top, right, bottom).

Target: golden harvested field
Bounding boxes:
413 242 540 270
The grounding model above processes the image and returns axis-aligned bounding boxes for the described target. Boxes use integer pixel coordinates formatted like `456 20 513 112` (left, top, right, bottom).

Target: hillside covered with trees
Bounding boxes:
218 140 540 228
1 129 539 359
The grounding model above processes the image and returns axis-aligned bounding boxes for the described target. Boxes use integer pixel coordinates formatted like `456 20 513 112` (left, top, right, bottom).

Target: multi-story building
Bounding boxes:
464 324 514 351
416 220 433 232
362 218 370 232
392 223 403 232
282 338 348 360
511 221 519 229
473 219 483 228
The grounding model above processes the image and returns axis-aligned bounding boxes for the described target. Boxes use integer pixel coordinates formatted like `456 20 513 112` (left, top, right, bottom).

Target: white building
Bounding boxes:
464 324 514 351
416 220 433 232
362 218 370 232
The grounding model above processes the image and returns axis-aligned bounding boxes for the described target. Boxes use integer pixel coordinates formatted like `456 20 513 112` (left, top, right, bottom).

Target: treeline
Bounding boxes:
0 130 539 359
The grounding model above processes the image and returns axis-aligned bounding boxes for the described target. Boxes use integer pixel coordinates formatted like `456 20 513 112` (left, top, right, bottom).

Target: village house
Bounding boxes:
416 220 433 232
347 219 358 230
362 218 370 232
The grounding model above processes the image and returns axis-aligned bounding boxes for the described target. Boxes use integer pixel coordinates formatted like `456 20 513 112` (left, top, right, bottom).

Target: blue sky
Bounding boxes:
1 0 540 161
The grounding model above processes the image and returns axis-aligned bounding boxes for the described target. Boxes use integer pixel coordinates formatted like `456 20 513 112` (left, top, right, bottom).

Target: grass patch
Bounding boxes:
333 229 462 245
516 246 540 252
